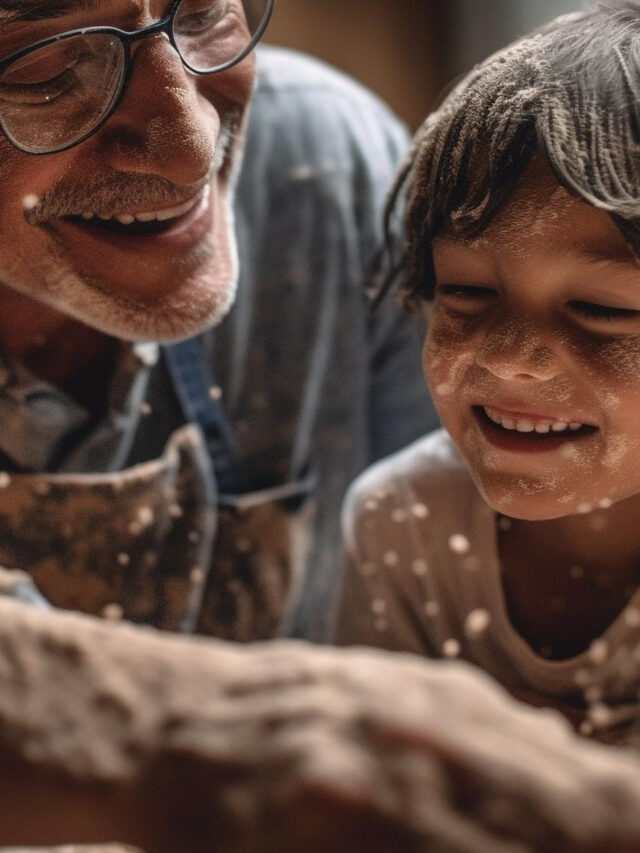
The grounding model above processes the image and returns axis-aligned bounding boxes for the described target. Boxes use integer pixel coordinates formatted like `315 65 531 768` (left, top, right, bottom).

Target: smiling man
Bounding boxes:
3 7 640 850
0 0 434 640
0 0 251 341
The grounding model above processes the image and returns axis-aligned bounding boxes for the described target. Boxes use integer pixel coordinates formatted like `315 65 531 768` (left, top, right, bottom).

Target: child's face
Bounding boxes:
426 159 640 521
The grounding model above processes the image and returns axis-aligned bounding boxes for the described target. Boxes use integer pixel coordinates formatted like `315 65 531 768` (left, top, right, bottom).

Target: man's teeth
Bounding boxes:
483 406 583 434
78 192 203 225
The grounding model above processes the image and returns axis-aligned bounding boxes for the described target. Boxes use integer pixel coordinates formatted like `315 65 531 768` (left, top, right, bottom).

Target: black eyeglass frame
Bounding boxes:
0 0 275 155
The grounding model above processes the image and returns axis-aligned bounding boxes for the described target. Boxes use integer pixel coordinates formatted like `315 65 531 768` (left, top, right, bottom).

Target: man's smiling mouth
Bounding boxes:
61 186 210 237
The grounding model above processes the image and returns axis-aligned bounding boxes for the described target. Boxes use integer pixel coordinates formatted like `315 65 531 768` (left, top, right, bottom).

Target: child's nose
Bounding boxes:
474 316 562 382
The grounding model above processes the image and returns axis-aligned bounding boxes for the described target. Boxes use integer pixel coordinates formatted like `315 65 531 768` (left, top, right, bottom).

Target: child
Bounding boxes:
333 1 640 745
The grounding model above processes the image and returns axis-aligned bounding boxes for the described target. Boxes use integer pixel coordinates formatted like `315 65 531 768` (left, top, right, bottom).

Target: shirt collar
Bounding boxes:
0 341 159 473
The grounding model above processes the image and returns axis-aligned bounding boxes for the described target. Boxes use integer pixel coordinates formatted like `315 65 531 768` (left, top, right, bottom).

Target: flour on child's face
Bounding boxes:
425 159 640 521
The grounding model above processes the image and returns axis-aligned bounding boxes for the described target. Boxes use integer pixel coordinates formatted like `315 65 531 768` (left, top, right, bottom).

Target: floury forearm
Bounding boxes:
2 600 640 853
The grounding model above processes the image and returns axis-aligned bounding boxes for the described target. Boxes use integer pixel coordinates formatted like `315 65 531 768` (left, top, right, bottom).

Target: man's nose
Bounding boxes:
97 35 216 184
474 314 563 382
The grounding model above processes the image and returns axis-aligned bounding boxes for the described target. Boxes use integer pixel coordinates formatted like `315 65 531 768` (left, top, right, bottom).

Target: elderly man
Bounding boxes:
0 0 435 642
2 4 640 852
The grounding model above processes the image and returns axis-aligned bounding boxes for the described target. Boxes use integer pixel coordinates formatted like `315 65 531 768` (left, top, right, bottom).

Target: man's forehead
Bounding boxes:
0 0 169 25
0 0 101 23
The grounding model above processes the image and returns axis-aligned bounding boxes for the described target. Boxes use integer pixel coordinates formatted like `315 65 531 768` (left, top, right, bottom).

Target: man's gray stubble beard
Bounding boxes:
4 107 247 341
27 200 237 342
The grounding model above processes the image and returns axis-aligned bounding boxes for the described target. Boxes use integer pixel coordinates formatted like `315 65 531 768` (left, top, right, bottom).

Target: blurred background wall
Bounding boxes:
266 0 584 129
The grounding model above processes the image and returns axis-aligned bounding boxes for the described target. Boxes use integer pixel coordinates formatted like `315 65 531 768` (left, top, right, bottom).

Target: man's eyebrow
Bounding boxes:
0 0 102 24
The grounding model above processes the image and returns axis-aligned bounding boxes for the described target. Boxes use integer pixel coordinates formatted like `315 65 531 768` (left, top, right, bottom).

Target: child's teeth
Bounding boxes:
483 407 583 434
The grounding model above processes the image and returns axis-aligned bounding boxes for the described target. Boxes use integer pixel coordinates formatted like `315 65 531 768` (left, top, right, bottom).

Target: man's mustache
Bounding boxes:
25 171 209 222
24 107 243 223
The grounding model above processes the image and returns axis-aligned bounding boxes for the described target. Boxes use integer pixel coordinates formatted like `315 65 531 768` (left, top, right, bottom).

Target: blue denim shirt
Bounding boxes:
0 47 438 640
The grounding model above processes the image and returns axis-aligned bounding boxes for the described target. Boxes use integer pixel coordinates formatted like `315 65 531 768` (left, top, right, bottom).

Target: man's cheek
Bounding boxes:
0 130 18 166
0 172 34 245
1 140 65 202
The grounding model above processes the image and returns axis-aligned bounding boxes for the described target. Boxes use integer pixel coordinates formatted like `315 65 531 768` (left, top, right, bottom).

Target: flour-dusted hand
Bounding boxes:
0 567 51 610
0 848 142 853
1 598 640 853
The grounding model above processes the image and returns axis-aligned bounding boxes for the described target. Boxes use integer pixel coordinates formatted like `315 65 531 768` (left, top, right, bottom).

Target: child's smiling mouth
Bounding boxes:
483 405 585 435
472 405 598 453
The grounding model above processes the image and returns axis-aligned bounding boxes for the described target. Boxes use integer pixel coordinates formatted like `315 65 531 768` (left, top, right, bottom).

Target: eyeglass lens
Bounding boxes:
0 0 270 154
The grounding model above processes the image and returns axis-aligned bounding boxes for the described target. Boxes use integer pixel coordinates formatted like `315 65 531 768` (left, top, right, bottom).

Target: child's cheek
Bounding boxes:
578 335 640 413
576 338 640 475
424 309 478 402
583 336 640 381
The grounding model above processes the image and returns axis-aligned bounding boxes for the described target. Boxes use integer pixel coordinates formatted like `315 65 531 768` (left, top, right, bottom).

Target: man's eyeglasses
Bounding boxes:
0 0 275 155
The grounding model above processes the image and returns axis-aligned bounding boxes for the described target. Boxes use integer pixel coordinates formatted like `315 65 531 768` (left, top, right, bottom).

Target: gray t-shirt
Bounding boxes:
0 48 438 641
336 429 640 746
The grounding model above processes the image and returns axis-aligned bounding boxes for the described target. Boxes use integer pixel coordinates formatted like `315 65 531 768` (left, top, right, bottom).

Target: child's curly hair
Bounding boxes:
385 2 640 310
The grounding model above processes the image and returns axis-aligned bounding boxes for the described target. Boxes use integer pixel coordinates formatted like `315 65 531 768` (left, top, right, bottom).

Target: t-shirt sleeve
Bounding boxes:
332 550 391 648
331 471 438 656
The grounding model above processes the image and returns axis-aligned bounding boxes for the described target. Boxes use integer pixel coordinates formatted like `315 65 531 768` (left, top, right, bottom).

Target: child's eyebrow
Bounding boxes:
580 248 640 272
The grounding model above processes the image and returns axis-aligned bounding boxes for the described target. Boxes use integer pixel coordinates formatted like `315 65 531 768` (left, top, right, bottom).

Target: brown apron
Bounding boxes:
0 425 314 641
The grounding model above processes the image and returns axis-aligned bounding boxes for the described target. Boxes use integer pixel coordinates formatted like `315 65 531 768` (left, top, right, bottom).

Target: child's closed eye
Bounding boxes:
568 300 640 322
434 284 498 317
436 284 497 300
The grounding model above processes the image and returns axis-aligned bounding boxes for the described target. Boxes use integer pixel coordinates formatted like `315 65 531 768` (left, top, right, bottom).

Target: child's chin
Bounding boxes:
478 484 578 522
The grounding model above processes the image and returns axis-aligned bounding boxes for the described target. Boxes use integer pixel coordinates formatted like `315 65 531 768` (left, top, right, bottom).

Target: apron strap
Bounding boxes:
163 337 242 494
